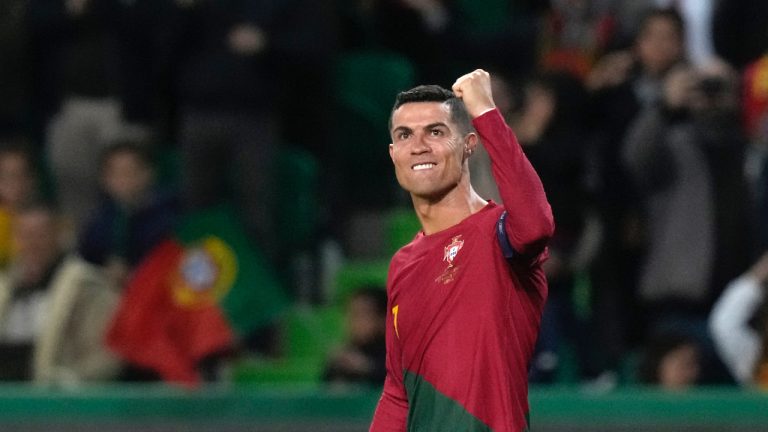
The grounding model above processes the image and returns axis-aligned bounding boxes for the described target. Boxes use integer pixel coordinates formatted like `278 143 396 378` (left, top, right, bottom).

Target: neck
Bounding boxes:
412 181 487 235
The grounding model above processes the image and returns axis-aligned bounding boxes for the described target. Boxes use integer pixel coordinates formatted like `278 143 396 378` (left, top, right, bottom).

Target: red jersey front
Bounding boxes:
370 109 553 432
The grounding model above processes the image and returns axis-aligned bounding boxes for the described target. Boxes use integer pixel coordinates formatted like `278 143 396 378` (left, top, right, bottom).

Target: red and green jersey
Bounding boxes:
370 109 553 432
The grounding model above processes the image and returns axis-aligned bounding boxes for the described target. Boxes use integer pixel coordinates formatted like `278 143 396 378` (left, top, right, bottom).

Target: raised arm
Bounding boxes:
453 70 554 256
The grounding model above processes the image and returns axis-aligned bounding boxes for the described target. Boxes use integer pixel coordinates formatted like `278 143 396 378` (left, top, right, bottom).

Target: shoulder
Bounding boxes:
59 255 99 275
56 256 110 290
58 256 119 303
390 237 421 270
465 203 505 238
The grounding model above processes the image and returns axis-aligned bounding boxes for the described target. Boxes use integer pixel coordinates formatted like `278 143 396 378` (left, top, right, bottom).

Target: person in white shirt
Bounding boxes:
709 252 768 385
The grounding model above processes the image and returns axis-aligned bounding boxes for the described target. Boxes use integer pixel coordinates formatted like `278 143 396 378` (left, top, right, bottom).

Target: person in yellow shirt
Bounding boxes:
0 144 39 268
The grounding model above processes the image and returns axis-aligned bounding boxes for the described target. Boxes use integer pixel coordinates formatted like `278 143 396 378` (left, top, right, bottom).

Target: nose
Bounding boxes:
410 131 432 155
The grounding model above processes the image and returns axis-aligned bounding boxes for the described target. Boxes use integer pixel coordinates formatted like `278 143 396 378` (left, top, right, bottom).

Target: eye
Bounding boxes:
397 131 411 140
430 128 443 137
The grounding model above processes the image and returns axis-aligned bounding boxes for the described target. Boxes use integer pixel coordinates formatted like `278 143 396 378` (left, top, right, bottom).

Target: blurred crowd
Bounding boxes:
0 0 767 391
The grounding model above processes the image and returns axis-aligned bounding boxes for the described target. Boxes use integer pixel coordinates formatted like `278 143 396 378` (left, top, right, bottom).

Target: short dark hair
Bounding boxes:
639 7 685 40
390 85 475 135
0 139 36 173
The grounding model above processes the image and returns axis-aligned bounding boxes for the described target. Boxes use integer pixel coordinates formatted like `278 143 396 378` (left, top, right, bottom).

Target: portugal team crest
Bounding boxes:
443 235 464 265
436 235 464 284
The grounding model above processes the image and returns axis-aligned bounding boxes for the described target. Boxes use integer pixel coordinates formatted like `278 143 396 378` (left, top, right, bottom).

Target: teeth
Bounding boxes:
412 163 436 171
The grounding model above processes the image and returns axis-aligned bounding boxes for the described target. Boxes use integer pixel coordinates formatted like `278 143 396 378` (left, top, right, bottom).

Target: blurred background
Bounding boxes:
0 0 768 430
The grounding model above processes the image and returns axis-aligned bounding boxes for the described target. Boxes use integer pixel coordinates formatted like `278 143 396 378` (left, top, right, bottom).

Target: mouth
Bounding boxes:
411 163 437 171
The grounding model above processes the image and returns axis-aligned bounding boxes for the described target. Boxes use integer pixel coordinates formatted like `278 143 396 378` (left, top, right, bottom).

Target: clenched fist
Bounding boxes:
451 69 496 119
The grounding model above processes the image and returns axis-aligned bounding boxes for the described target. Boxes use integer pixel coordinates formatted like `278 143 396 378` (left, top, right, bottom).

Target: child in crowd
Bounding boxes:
78 141 177 289
638 330 701 391
323 287 387 387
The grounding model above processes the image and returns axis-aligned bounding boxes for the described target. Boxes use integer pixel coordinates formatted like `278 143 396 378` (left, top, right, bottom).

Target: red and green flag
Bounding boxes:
106 206 288 384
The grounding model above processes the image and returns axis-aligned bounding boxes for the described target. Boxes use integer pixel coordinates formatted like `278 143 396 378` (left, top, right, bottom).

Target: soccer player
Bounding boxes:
369 70 554 432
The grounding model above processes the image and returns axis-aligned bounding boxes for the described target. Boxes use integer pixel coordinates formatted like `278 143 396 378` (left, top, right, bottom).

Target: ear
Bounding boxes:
462 133 479 160
389 143 395 162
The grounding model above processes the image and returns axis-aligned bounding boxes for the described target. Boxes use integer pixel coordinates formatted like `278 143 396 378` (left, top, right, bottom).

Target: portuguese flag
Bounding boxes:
106 206 288 384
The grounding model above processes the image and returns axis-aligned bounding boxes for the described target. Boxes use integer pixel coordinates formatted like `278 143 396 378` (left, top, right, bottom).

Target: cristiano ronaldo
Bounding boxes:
369 70 554 432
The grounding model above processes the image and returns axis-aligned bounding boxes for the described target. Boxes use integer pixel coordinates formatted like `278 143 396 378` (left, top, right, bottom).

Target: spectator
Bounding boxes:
710 252 768 387
742 54 768 254
28 0 145 229
584 6 687 378
622 59 751 383
638 330 701 391
78 141 177 289
623 59 751 318
611 0 717 66
0 142 39 268
0 204 121 384
323 287 387 387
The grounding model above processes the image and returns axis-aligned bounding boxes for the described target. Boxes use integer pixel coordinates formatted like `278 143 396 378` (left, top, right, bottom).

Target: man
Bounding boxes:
370 70 554 431
0 204 121 383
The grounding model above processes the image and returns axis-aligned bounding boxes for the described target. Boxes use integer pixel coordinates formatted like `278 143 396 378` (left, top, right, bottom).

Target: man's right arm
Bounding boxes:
370 374 409 431
369 292 408 431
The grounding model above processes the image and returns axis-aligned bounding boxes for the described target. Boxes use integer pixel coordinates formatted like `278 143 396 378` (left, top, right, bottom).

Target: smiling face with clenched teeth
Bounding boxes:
389 101 477 202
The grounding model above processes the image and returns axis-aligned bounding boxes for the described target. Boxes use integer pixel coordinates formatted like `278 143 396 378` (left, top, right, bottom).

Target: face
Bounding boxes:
102 151 154 206
0 152 35 209
658 343 700 391
389 102 476 201
13 209 60 275
636 16 684 76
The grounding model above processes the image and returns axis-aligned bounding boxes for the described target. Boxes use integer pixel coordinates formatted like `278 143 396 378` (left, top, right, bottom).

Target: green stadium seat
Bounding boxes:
233 305 345 385
332 207 419 304
334 260 389 306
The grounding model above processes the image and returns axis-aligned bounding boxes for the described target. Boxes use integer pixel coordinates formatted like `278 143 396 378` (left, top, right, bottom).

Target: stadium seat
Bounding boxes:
232 305 344 385
333 207 419 304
